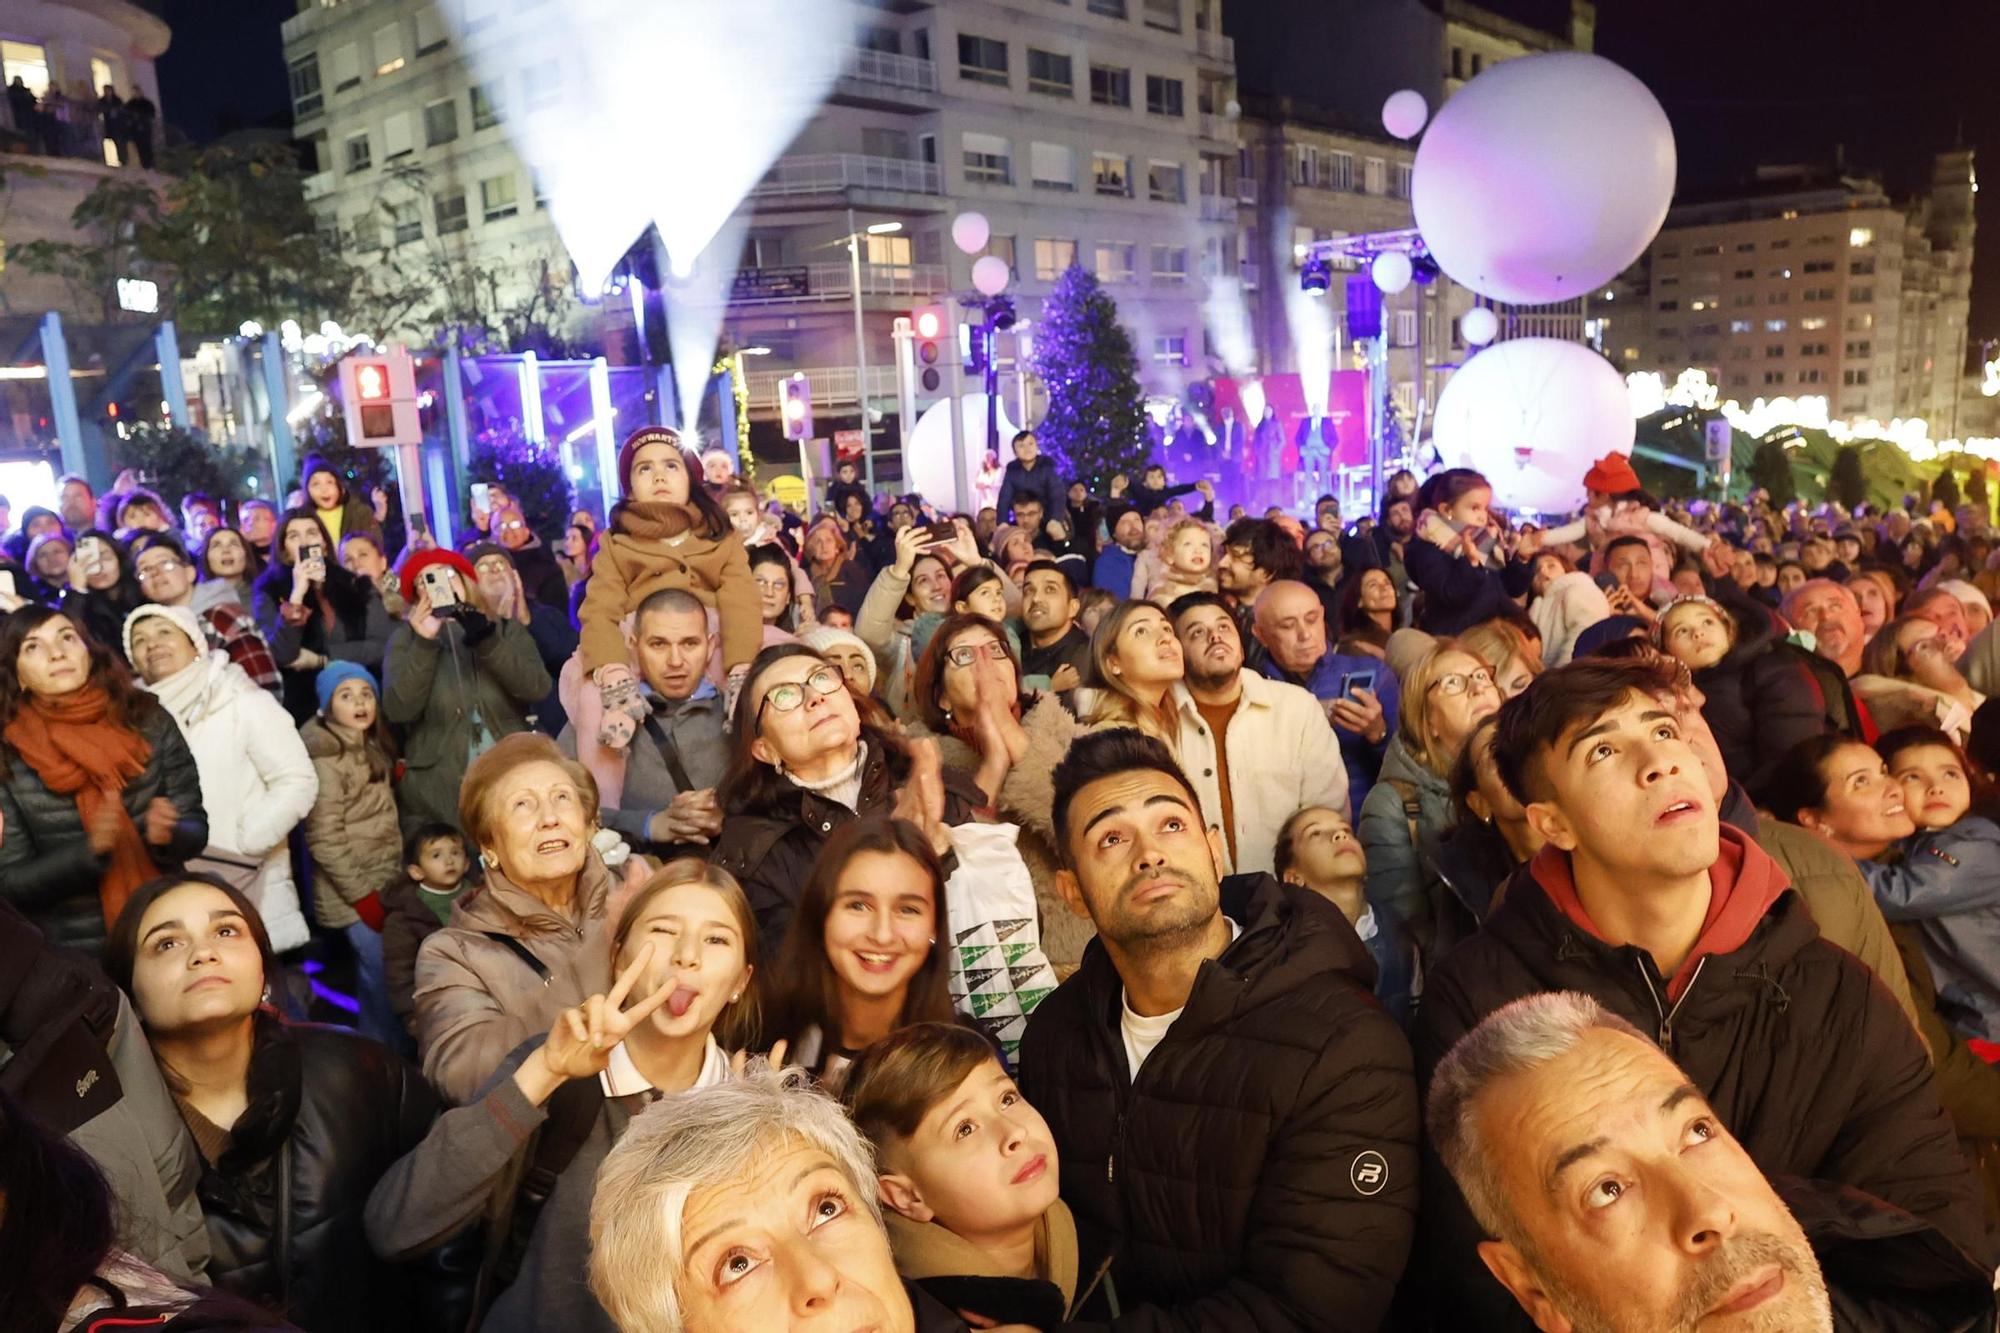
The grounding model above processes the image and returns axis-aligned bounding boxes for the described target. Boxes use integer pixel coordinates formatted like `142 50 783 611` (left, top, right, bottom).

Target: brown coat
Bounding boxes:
575 503 759 676
411 851 614 1104
300 717 403 930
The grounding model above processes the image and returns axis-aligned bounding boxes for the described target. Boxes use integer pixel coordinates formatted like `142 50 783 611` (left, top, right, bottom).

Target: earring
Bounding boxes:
927 936 936 946
480 850 498 868
728 993 742 1004
261 983 272 1004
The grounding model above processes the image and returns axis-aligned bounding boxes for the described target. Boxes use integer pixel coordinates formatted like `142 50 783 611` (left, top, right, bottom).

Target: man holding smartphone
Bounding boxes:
1251 581 1395 812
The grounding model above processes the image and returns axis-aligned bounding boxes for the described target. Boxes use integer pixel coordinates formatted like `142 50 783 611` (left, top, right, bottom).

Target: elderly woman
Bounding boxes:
367 861 759 1332
0 606 206 955
588 1064 979 1333
251 509 392 723
382 548 552 836
710 645 988 960
412 731 617 1105
802 515 872 619
1356 640 1501 957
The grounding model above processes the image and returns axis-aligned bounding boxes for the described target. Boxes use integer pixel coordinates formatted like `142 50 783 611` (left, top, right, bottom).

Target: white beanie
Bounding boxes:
801 625 878 692
122 602 205 664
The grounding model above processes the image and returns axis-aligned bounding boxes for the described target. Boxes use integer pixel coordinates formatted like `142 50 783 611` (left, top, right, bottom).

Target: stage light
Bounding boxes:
1300 254 1332 295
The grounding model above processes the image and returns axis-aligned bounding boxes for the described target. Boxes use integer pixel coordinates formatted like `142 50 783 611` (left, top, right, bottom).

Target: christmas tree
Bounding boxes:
1030 263 1149 493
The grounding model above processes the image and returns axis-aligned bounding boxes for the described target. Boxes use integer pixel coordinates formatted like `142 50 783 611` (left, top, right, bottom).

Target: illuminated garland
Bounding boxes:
715 355 754 485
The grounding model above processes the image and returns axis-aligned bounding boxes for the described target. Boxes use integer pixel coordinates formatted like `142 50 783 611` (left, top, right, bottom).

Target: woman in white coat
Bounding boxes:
122 604 317 955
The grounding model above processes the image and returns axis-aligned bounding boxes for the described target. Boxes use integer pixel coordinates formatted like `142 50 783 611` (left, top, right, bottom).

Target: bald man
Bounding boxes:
1254 580 1396 810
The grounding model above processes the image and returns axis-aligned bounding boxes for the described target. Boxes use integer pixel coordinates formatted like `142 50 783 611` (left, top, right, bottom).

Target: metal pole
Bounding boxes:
588 356 617 511
441 344 472 521
846 207 876 492
984 321 1000 467
40 312 102 487
154 320 189 428
946 310 971 514
260 331 296 494
891 317 917 485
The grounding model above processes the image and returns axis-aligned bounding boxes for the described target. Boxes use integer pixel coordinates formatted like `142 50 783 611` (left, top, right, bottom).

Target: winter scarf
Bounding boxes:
884 1197 1080 1308
4 684 157 925
611 499 704 542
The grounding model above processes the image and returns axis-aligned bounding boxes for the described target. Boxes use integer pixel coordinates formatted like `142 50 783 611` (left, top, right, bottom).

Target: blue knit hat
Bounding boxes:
316 660 378 714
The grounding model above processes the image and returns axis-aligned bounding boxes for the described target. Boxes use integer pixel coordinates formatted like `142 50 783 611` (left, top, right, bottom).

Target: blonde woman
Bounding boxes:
1081 599 1185 745
1457 619 1543 699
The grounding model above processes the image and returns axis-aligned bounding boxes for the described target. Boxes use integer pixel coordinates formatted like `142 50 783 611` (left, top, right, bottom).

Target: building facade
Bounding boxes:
1616 152 1977 431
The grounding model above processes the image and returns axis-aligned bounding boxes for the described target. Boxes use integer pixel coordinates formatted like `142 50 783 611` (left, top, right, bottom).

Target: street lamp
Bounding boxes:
843 212 902 491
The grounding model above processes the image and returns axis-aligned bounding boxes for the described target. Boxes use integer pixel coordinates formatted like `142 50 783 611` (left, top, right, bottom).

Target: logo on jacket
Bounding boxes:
75 1067 100 1098
1350 1149 1388 1196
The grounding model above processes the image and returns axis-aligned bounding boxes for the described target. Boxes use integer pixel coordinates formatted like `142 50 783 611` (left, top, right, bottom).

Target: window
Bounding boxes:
343 132 371 173
434 191 467 235
1362 157 1386 195
1090 64 1130 107
1145 75 1183 117
1849 258 1875 276
330 43 360 92
1799 343 1829 356
1733 268 1754 280
480 174 517 222
1843 368 1870 386
415 9 447 55
383 111 414 159
1729 319 1752 333
423 98 459 146
1031 142 1075 191
1323 151 1353 191
1764 319 1788 332
1730 347 1752 361
1093 151 1130 196
288 54 322 117
1089 0 1128 15
1027 48 1072 96
1689 296 1720 312
1390 163 1413 198
1655 326 1681 340
1803 259 1835 273
1763 371 1785 386
348 213 382 251
391 200 422 245
862 128 912 159
1451 48 1464 79
1768 238 1790 250
1767 292 1788 305
1800 316 1828 330
981 234 1017 275
1731 294 1755 307
1735 241 1756 252
1765 344 1785 358
521 61 561 110
1656 300 1679 312
958 34 1008 86
1094 241 1135 282
962 132 1012 184
1691 243 1722 256
1152 334 1188 365
1394 310 1418 346
1849 227 1873 248
1850 287 1873 303
1147 160 1185 203
372 23 404 76
1151 243 1189 282
856 24 900 53
1034 237 1077 280
1691 323 1720 337
471 84 500 130
1143 0 1181 30
1807 287 1836 302
1658 275 1679 287
1845 339 1871 356
1766 267 1791 279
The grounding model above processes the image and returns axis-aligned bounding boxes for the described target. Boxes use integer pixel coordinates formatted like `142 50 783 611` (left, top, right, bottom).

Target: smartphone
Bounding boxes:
470 483 492 513
302 542 324 565
923 521 957 545
78 538 107 577
1337 668 1377 699
419 563 460 611
1593 570 1623 595
0 571 16 600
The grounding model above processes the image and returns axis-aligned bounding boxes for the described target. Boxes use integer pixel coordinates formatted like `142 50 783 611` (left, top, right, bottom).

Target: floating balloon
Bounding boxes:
1381 89 1429 140
1413 52 1675 306
1460 306 1499 346
1431 337 1633 513
950 212 991 256
1371 251 1413 295
971 254 1011 296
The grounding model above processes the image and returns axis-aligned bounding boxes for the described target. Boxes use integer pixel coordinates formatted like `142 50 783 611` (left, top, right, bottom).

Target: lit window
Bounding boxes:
1849 227 1873 248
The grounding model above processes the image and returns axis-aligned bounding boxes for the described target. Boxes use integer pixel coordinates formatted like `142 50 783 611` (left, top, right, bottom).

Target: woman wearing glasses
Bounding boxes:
1356 642 1502 963
1858 614 1985 745
712 645 990 963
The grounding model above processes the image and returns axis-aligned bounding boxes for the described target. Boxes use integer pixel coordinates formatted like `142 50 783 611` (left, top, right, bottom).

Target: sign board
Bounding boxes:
832 429 865 461
731 266 812 301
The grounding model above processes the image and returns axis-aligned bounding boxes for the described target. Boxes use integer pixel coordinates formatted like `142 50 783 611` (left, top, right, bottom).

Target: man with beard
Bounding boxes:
1018 728 1416 1329
1777 578 1876 738
1429 990 1996 1332
1167 592 1347 874
1018 559 1090 691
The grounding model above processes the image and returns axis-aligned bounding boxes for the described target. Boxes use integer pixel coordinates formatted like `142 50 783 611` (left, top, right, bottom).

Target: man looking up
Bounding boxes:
1018 559 1089 691
1216 516 1302 624
129 533 280 694
1275 804 1416 1026
57 473 96 533
1019 728 1416 1328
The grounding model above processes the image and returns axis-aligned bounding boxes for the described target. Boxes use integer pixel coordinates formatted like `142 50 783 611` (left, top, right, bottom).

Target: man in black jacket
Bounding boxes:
1413 657 1995 1328
1018 729 1417 1330
1428 990 1995 1333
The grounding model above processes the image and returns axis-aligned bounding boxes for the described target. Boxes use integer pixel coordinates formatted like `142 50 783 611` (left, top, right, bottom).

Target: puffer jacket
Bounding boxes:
1017 874 1417 1330
300 717 403 930
412 851 614 1105
1403 531 1534 636
0 702 208 956
251 562 392 724
381 614 550 837
1859 816 2000 1046
191 1014 470 1333
1688 597 1826 804
1412 835 1995 1329
1780 1177 2000 1333
1356 736 1454 953
145 652 317 953
1891 921 2000 1224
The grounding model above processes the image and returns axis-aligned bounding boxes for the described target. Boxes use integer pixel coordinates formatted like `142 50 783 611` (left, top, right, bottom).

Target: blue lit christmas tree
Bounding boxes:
1030 263 1148 493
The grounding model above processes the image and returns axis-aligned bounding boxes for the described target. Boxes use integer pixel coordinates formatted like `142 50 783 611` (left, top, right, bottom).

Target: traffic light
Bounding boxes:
910 303 948 394
337 347 421 447
781 372 814 443
351 357 395 441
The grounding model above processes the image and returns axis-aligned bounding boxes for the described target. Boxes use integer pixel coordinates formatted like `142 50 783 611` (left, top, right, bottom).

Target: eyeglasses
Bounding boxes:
135 560 184 581
754 665 845 725
945 639 1009 669
1428 668 1494 697
1904 635 1951 663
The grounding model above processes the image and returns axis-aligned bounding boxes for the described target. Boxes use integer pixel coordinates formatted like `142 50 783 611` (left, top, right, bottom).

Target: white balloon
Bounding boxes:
1460 306 1499 346
907 393 1019 508
1381 89 1429 140
1371 251 1413 294
1413 52 1676 305
1431 338 1633 513
971 254 1011 296
950 212 991 256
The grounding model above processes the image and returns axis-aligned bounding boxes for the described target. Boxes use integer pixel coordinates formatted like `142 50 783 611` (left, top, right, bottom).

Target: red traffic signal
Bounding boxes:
354 361 391 402
911 303 949 394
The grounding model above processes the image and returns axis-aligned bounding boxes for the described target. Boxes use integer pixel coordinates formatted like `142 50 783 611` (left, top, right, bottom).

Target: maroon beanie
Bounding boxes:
617 426 684 498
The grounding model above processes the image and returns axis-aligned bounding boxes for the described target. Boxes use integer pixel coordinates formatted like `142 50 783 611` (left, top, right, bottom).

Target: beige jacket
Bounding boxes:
300 717 403 929
576 505 760 676
412 850 615 1104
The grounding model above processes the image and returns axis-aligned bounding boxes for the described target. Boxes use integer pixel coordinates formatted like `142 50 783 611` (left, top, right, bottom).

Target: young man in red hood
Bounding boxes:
1408 656 1994 1329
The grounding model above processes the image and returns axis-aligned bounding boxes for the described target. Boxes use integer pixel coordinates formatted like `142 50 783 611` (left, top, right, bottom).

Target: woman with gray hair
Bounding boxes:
588 1064 1006 1333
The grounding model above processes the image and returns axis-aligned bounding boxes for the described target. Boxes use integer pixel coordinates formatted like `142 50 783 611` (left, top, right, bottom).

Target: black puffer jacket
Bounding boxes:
1412 862 1996 1329
195 1015 472 1333
1017 874 1418 1331
1780 1177 2000 1332
250 560 392 723
1686 595 1825 804
0 702 207 956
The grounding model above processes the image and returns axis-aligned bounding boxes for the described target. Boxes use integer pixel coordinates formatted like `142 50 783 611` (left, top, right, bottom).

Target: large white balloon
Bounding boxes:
1460 306 1499 346
1371 251 1413 294
950 211 990 256
1431 338 1633 513
971 254 1011 296
1381 89 1429 140
1413 52 1675 306
906 393 1018 509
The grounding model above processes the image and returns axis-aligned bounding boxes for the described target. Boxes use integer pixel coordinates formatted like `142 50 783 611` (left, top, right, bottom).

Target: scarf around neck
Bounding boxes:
884 1197 1079 1308
613 500 700 542
4 684 158 926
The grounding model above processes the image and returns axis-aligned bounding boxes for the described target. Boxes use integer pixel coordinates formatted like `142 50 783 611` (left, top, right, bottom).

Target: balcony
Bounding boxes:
1195 28 1235 64
1198 112 1234 144
834 47 941 111
751 153 944 202
1198 194 1234 222
744 365 900 414
303 170 335 202
730 261 950 305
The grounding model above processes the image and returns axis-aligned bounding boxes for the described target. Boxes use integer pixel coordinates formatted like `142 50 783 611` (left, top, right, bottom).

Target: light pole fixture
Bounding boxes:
844 211 902 491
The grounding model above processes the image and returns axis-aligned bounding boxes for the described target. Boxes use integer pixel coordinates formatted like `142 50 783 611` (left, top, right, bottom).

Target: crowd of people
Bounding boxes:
4 76 157 168
3 428 1999 1333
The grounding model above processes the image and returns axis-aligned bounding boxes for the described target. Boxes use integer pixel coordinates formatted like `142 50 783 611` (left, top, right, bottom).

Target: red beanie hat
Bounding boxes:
399 547 477 605
617 425 684 498
1583 451 1641 495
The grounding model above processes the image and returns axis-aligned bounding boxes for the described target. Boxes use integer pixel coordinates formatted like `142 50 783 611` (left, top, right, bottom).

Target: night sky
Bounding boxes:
148 0 2000 356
